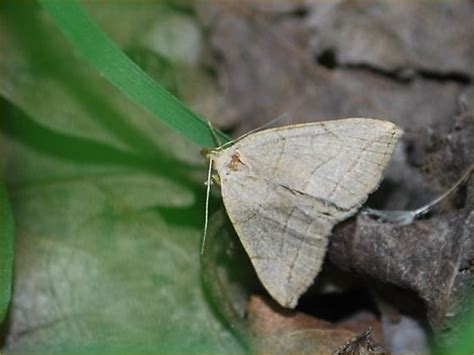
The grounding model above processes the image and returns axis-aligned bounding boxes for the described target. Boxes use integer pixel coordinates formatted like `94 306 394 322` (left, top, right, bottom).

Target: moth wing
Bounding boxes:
232 118 401 214
213 118 401 307
218 173 335 308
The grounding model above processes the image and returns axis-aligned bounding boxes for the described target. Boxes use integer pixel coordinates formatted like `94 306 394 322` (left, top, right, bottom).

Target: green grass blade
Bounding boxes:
0 176 14 324
38 0 229 147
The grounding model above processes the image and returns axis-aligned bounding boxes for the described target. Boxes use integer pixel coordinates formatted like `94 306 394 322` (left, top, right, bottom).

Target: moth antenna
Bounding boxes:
214 113 291 152
201 157 214 254
261 112 290 129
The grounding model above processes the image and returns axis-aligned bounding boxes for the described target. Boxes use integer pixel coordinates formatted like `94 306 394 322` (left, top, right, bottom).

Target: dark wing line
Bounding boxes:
229 198 331 247
277 184 353 213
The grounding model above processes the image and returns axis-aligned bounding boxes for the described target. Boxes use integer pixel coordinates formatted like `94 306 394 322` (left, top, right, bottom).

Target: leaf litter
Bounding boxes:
1 0 473 353
197 0 473 353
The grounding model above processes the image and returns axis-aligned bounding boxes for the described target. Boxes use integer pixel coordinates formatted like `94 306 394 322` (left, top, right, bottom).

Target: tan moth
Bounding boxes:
203 118 402 308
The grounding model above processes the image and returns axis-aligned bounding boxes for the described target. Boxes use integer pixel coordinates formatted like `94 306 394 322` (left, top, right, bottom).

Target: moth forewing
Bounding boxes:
204 118 402 308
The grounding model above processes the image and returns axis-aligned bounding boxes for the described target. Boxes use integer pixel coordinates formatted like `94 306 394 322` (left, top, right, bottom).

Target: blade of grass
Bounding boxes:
0 176 14 324
38 0 229 148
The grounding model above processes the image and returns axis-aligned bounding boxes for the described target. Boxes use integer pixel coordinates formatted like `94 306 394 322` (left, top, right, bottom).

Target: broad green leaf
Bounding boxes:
1 2 242 352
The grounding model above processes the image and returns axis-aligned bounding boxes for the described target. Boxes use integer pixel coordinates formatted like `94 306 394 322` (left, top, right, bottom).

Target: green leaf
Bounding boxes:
0 2 242 352
0 176 14 324
451 307 474 354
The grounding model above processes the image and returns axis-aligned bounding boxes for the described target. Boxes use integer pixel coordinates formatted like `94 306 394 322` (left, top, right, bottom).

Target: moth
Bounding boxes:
203 118 401 308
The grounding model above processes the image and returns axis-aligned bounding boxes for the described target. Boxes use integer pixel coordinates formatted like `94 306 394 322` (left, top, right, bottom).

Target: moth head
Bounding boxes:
200 147 216 160
201 147 221 185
